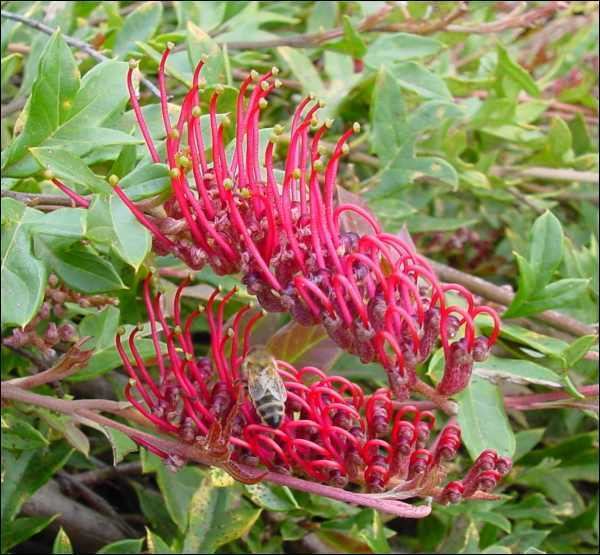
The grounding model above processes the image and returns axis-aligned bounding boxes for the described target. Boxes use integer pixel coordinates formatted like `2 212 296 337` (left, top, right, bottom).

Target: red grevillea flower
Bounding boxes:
116 276 510 503
107 46 501 399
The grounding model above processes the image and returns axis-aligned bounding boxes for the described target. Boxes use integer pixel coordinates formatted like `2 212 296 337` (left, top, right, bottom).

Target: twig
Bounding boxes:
74 462 143 486
507 187 545 215
504 384 599 411
0 189 82 207
6 41 30 54
212 3 468 50
446 1 567 34
87 2 140 26
4 379 598 522
56 470 136 536
385 383 599 412
1 96 27 118
22 480 129 552
495 166 599 184
209 5 392 50
1 341 47 369
1 382 430 519
429 259 598 338
6 338 92 389
413 379 458 415
376 1 469 35
0 9 161 98
214 0 564 50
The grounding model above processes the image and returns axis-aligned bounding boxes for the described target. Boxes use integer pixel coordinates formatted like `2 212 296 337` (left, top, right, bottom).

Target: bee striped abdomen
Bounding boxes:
255 393 285 428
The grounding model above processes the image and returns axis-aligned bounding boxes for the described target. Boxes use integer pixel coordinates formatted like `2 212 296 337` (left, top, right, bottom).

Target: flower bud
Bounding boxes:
472 336 491 362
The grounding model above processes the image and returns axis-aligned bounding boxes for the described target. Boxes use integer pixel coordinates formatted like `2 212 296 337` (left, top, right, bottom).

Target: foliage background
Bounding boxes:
1 1 598 554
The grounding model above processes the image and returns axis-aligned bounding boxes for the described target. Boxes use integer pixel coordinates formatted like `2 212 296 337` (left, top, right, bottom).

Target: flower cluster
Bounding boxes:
110 47 500 399
3 274 114 360
117 276 510 503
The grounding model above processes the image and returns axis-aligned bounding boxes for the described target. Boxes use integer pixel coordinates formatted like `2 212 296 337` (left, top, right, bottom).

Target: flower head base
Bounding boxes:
116 277 510 503
111 47 501 399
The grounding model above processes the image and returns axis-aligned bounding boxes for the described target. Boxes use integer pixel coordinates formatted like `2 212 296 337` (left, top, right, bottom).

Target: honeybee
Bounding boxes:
241 345 287 428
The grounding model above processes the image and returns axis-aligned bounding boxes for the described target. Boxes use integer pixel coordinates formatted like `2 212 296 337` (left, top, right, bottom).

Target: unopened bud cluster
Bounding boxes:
3 274 115 359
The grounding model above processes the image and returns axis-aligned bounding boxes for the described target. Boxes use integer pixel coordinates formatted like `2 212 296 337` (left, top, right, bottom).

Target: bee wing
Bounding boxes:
265 366 287 402
247 371 269 400
248 366 287 403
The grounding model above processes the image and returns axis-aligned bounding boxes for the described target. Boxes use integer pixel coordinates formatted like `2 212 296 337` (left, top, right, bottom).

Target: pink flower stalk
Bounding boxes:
116 276 510 503
110 47 501 399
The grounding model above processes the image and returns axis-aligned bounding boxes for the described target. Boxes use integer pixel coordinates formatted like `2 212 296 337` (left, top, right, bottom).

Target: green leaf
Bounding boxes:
72 335 159 381
110 194 151 270
97 538 145 554
437 515 480 554
1 53 22 92
3 32 80 168
187 22 225 85
371 69 406 164
481 546 512 554
30 147 109 194
52 527 73 554
46 127 142 153
513 278 589 317
496 43 540 98
27 208 87 239
62 419 90 456
1 442 73 525
562 374 586 400
407 100 464 135
276 46 326 97
1 198 46 328
504 253 535 318
119 163 171 200
244 483 299 512
103 427 138 465
59 60 129 132
79 305 121 351
529 211 564 289
184 477 262 553
474 355 562 388
499 494 564 525
364 33 443 68
173 1 225 32
1 415 50 451
513 428 545 461
406 215 479 233
560 334 599 367
134 43 192 88
113 1 164 57
217 2 299 44
389 61 451 99
472 512 512 534
457 377 516 460
471 98 517 128
133 483 178 542
1 515 58 553
155 465 204 532
110 145 138 179
34 237 125 294
146 528 173 554
547 117 572 161
323 15 367 58
484 322 568 357
5 59 129 176
371 142 458 198
357 510 391 554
